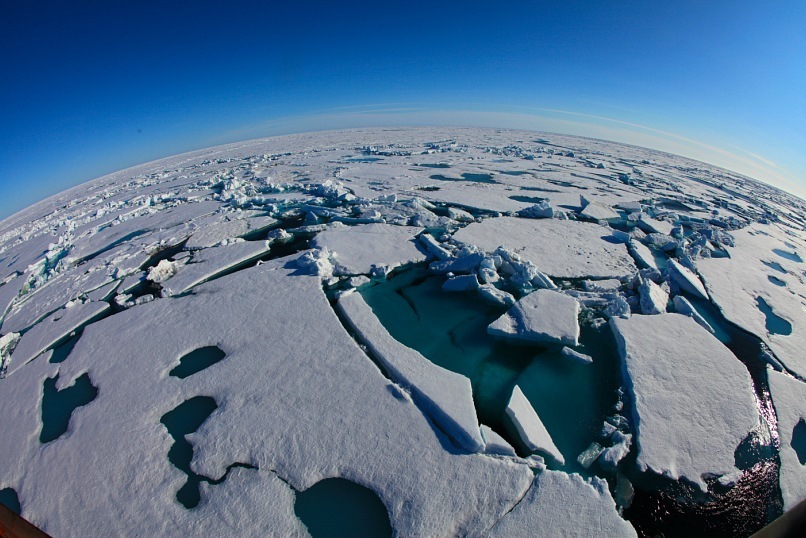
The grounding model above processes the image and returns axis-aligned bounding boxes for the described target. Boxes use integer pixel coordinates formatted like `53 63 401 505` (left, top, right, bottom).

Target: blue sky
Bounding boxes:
1 0 804 219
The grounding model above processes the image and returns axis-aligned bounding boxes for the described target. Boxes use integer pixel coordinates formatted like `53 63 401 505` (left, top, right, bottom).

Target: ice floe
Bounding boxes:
489 470 636 537
610 314 757 491
488 289 580 347
505 385 564 464
767 370 806 511
454 218 636 278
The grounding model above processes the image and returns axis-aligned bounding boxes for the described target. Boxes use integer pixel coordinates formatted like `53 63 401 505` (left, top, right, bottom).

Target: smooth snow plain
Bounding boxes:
0 127 803 536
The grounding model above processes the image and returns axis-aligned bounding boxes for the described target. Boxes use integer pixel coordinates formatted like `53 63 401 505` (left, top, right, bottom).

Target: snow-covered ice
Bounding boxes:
454 218 637 279
767 370 806 511
489 470 636 537
610 314 757 491
312 223 426 276
505 385 565 464
336 290 485 453
488 289 580 347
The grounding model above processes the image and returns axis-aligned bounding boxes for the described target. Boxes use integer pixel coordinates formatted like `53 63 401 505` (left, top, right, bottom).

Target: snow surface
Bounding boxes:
610 314 757 491
488 289 580 347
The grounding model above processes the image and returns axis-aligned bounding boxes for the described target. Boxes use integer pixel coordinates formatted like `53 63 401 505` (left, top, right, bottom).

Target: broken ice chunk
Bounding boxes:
560 346 593 364
505 385 564 465
418 234 452 261
600 421 617 439
598 431 632 471
147 259 178 283
488 471 636 537
442 274 480 292
604 295 631 319
480 425 517 457
609 314 757 492
668 259 708 300
611 229 631 243
577 442 605 468
477 285 516 308
488 289 580 347
7 301 109 374
628 241 658 270
672 296 715 334
717 469 744 487
580 202 619 221
446 207 474 222
312 223 427 275
638 277 668 315
429 252 484 274
518 201 553 219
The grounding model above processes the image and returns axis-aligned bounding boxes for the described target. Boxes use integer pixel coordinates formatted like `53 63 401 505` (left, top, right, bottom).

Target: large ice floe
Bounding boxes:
610 313 758 490
0 127 804 535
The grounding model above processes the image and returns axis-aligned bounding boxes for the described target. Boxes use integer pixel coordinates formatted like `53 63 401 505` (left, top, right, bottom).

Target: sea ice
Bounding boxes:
488 470 636 537
161 240 271 296
672 295 715 334
312 223 426 276
454 217 636 278
481 425 517 457
337 290 485 453
610 314 757 491
560 346 593 364
6 301 109 375
767 370 806 511
668 259 708 300
505 385 564 464
488 289 580 347
637 277 668 315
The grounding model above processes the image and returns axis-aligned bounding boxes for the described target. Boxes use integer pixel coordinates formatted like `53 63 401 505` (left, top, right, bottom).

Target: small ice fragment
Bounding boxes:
600 421 617 439
147 260 177 283
348 275 370 288
717 469 744 487
560 346 593 365
611 229 631 243
598 431 632 471
518 201 553 219
505 385 565 465
578 442 605 468
477 285 516 308
615 474 635 508
604 295 631 319
638 277 668 315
